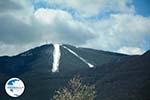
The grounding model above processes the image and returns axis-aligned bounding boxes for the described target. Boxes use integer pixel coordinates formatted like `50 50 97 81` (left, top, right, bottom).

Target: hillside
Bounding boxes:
0 44 149 100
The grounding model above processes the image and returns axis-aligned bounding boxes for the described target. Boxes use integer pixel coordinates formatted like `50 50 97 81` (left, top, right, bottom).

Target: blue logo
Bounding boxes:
5 78 25 97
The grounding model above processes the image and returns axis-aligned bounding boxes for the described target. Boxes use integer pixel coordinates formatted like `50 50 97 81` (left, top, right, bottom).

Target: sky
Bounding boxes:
0 0 150 56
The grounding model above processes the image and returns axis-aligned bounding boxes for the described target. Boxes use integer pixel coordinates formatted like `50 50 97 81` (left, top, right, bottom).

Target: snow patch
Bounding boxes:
52 44 61 72
63 46 94 68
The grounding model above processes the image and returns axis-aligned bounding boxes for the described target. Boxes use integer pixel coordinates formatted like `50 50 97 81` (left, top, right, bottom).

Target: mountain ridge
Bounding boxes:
0 43 130 58
0 43 129 75
0 44 149 100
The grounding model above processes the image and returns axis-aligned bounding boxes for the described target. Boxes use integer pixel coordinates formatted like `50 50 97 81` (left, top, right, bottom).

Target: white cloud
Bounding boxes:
34 8 72 24
83 13 150 51
117 46 144 55
34 8 95 45
0 7 96 56
0 42 33 56
0 0 149 56
44 0 135 17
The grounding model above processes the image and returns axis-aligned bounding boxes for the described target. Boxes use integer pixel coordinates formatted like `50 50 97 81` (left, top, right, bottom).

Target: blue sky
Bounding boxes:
32 0 150 20
0 0 149 55
133 0 150 17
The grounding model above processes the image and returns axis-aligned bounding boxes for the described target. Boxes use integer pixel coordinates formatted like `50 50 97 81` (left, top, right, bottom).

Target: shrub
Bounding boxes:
52 75 96 100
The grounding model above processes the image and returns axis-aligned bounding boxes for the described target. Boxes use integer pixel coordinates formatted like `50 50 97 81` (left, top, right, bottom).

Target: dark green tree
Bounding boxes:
52 75 96 100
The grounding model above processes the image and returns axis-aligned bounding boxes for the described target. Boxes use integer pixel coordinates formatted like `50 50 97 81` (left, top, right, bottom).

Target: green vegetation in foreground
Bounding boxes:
52 75 96 100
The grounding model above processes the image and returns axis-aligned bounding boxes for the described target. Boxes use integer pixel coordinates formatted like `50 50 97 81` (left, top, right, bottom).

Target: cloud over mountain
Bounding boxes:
0 0 149 56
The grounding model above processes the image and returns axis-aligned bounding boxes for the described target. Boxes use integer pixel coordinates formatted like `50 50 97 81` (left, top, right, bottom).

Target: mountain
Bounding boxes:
0 44 149 100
